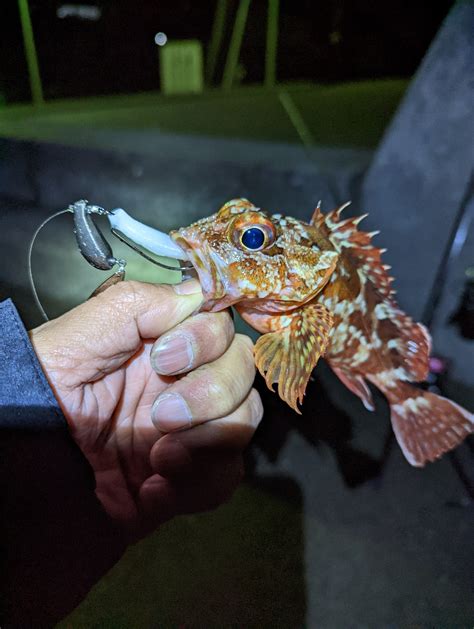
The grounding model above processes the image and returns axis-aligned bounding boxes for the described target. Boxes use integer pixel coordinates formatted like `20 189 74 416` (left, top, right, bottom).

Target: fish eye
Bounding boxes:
230 213 277 251
240 226 267 250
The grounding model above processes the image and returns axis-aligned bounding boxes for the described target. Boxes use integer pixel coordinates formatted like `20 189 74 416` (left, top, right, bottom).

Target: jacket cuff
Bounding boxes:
0 299 66 429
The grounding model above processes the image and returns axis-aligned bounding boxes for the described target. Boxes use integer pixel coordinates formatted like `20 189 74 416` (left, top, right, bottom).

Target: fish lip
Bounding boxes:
170 232 221 303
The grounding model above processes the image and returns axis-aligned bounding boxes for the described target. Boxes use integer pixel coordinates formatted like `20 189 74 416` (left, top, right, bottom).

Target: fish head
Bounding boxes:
171 198 339 312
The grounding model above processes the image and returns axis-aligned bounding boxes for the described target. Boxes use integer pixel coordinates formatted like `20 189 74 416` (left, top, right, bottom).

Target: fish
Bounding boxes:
169 198 474 467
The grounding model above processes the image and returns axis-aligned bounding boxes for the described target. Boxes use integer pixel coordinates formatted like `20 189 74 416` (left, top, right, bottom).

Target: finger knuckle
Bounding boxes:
236 332 255 351
219 310 235 338
196 311 234 348
205 371 238 404
234 334 256 373
248 389 264 424
106 279 144 307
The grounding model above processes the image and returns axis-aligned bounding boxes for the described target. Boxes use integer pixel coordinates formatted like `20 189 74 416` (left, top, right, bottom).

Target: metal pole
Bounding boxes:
264 0 279 87
206 0 229 85
222 0 251 90
278 89 315 148
18 0 44 105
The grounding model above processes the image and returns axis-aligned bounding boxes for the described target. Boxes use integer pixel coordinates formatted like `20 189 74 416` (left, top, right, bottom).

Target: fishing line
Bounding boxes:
27 208 73 322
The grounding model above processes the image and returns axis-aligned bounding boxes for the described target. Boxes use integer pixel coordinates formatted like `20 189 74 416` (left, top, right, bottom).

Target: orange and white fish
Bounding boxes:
166 198 473 467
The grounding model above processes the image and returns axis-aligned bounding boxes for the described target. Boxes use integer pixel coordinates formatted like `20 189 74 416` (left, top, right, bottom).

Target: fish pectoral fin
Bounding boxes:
254 303 334 413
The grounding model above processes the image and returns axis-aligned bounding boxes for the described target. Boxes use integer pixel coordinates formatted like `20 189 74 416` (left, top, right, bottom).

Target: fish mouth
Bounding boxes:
170 231 227 307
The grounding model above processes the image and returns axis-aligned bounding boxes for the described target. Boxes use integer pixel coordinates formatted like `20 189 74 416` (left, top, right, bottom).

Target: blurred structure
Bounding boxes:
1 0 454 102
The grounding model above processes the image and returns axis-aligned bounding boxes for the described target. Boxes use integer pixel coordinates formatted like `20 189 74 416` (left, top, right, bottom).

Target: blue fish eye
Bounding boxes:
241 227 266 250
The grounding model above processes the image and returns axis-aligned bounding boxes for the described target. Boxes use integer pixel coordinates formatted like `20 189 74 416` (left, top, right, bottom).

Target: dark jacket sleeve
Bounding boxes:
0 300 128 627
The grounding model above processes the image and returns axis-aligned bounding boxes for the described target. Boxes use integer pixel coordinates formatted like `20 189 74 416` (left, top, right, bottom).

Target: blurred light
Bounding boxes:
57 4 102 21
154 32 168 46
429 356 448 374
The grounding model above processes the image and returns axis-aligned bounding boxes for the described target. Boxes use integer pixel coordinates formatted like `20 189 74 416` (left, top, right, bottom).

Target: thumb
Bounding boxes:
30 279 203 375
99 279 204 341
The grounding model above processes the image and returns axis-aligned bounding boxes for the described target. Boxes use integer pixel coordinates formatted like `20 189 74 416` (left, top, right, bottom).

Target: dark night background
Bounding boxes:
1 0 455 102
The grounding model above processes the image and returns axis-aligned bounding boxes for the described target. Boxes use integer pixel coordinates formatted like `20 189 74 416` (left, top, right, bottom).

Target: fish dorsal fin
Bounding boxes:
311 202 395 300
310 200 351 228
253 303 334 413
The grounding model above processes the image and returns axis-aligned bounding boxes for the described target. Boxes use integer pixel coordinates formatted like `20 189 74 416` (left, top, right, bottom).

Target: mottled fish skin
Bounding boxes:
171 198 474 466
172 198 339 312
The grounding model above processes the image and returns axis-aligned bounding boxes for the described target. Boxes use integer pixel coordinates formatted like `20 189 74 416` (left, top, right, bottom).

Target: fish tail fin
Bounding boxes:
369 377 473 466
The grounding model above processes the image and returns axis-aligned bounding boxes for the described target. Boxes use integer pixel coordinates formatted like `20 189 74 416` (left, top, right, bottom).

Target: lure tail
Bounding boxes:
368 376 473 466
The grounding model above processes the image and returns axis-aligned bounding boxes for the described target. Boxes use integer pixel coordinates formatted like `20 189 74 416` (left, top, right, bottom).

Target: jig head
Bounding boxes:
72 200 120 271
28 200 192 321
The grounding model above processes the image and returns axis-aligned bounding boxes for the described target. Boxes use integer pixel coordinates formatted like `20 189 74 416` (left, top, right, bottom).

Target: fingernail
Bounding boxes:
151 334 194 375
173 279 202 295
152 393 192 431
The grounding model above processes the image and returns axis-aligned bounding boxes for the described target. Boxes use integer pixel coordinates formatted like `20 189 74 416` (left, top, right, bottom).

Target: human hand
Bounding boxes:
29 280 262 531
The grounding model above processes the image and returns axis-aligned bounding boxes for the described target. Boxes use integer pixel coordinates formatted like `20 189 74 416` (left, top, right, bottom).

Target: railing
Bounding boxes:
18 0 281 106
